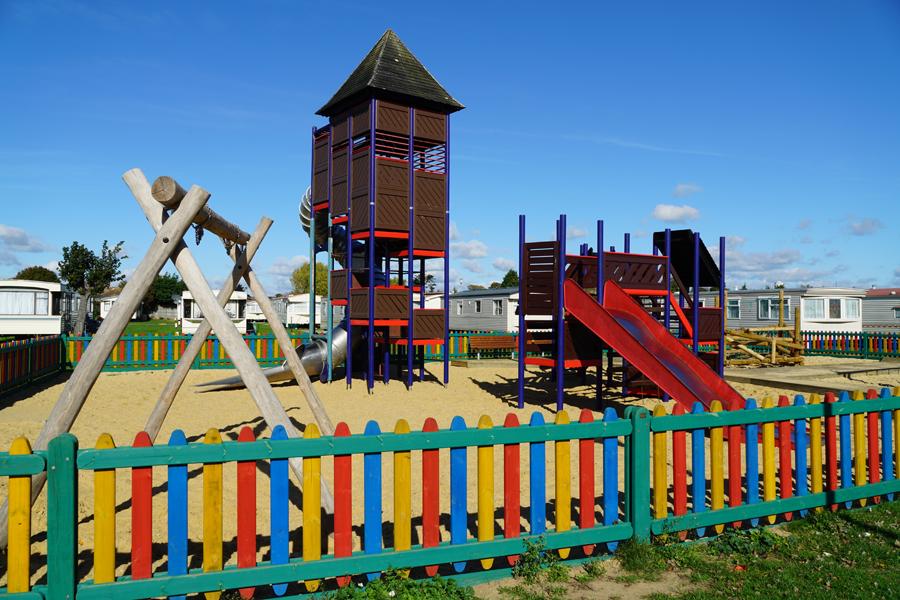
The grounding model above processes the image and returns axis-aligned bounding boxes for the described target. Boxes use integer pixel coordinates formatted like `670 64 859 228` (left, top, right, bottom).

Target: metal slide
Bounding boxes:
200 191 378 390
564 278 743 411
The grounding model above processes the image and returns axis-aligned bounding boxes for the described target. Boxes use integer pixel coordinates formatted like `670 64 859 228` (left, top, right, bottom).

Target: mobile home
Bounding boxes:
0 279 77 336
862 288 900 332
180 290 247 335
448 287 519 332
705 287 865 333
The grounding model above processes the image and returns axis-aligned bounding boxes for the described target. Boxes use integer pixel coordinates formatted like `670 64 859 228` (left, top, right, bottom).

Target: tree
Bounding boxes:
14 265 59 282
291 262 328 295
500 269 519 288
413 272 437 292
489 281 502 289
467 284 485 291
145 273 186 311
58 240 127 333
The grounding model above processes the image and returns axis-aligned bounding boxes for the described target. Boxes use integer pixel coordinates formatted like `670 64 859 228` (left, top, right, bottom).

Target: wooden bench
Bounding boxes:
468 335 518 359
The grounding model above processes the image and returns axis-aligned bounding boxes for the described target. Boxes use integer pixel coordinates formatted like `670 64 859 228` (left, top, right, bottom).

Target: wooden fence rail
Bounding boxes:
801 330 900 359
2 386 898 598
0 336 65 397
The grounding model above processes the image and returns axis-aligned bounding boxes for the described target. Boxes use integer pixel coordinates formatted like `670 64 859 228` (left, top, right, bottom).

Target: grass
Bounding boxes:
325 569 476 599
122 319 180 336
649 499 900 599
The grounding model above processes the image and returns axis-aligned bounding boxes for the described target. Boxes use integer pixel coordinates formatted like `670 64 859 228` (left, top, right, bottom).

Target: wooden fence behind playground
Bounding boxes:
0 336 65 397
2 387 898 599
801 330 900 359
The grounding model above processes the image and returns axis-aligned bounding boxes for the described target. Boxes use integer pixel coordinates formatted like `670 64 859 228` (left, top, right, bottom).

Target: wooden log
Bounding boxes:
151 176 250 245
131 171 334 512
233 247 335 437
142 218 269 443
726 329 805 350
0 169 210 548
735 343 767 362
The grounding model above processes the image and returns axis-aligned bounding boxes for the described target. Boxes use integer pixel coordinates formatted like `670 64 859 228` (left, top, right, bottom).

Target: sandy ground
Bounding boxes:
0 357 896 587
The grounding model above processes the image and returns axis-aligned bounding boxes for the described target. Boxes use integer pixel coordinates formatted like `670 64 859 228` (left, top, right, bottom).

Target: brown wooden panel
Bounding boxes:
375 193 409 231
331 118 348 144
351 103 370 137
603 254 666 290
377 102 409 135
376 159 408 195
331 180 348 214
414 171 445 213
522 241 559 316
312 169 328 203
350 288 409 320
331 270 348 300
694 307 721 341
414 211 444 251
413 309 444 339
331 146 348 213
563 317 603 360
415 110 446 141
351 149 369 195
350 194 369 231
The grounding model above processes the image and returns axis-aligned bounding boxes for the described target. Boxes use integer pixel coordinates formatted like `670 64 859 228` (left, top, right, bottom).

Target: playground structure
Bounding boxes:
517 215 742 413
0 169 340 545
299 29 461 391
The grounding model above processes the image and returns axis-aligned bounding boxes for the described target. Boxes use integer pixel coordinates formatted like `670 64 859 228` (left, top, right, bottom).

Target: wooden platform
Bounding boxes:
724 361 900 395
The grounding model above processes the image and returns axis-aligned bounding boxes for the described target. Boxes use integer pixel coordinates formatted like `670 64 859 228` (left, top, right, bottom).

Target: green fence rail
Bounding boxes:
1 387 898 598
802 330 900 359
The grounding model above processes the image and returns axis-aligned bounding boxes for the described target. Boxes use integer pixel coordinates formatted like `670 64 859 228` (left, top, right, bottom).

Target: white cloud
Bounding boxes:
0 249 20 267
726 246 848 288
848 218 884 236
672 183 702 198
567 226 587 239
450 239 488 259
461 259 483 274
0 224 53 252
492 257 516 272
449 221 461 241
894 267 900 285
651 204 700 223
266 255 309 292
726 235 746 248
43 260 59 272
797 219 812 230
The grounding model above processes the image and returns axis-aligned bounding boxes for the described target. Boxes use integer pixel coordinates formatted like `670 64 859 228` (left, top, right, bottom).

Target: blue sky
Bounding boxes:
1 0 898 293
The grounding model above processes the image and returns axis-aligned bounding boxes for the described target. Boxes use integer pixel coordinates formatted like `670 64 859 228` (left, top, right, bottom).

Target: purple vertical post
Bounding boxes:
367 98 376 390
556 214 566 412
517 214 526 409
419 258 426 381
692 231 700 355
718 236 726 377
663 228 671 402
596 219 604 407
624 233 631 253
443 113 450 385
407 107 415 388
346 114 353 387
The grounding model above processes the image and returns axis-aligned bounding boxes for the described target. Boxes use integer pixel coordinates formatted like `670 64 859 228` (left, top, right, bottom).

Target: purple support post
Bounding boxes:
407 107 415 388
517 214 526 409
367 98 376 391
718 236 726 377
624 233 631 253
596 220 604 407
346 114 353 388
419 258 426 381
383 252 391 384
443 114 450 385
556 214 566 412
663 228 671 402
692 231 700 356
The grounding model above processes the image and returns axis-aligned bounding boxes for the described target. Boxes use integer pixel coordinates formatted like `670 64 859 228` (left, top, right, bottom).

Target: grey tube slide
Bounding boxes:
199 190 368 390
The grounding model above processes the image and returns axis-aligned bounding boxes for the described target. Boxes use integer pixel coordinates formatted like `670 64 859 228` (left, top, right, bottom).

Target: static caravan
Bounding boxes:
246 296 288 326
285 294 326 327
862 288 900 332
705 287 864 333
0 279 77 336
449 287 518 332
180 290 247 335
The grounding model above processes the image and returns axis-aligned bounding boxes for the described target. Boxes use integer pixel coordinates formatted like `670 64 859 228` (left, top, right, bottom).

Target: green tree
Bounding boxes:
413 272 437 292
58 240 127 333
500 269 519 288
145 273 186 311
489 281 502 289
291 262 328 295
14 265 59 282
467 284 485 291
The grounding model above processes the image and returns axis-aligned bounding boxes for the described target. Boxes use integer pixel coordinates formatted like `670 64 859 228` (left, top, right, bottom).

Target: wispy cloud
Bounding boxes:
0 224 54 257
449 221 461 242
651 204 700 223
266 255 308 292
672 183 702 198
492 257 515 272
450 239 488 259
567 226 587 239
797 218 813 230
461 259 483 274
848 218 884 236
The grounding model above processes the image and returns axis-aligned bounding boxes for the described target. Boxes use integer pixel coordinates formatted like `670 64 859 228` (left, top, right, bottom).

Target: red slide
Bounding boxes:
564 278 743 411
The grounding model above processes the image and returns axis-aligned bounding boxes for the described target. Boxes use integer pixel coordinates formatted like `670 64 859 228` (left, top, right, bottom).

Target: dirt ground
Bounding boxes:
0 357 896 587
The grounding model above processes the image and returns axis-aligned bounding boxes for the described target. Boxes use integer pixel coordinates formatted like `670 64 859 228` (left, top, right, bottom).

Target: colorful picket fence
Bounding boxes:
802 330 900 359
0 336 64 397
63 333 311 372
2 386 899 599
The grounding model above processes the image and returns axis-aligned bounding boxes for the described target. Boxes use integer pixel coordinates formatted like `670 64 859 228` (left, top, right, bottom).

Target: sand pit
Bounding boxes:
0 358 896 586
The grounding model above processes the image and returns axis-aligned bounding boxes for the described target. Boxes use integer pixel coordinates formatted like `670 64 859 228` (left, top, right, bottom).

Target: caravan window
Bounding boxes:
726 299 740 319
0 288 50 315
804 297 861 321
757 297 790 320
492 299 503 316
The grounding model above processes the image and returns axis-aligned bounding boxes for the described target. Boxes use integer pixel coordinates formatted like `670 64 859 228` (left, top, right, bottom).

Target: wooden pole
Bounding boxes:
151 176 250 245
0 170 210 548
130 171 334 512
231 246 335 437
142 218 270 443
793 306 801 357
778 288 785 328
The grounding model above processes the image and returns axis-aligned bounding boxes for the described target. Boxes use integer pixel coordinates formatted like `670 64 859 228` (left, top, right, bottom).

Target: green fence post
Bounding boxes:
625 406 651 543
46 433 78 600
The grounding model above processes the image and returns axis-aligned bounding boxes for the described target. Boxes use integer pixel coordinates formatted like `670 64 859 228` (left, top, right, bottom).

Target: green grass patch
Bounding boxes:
656 500 900 599
326 569 476 599
123 319 180 336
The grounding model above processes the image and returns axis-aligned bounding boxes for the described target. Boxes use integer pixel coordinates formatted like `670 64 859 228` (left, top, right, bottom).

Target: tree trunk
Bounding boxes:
73 292 89 336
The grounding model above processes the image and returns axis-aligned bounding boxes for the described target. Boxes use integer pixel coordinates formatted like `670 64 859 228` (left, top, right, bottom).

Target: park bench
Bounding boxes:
468 335 518 359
